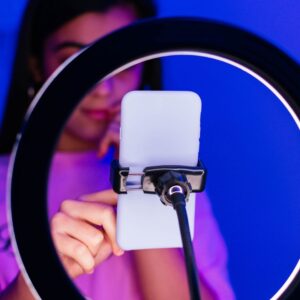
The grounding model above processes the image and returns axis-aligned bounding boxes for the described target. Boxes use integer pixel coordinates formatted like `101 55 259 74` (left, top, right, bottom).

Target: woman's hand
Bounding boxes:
98 104 121 158
50 189 124 279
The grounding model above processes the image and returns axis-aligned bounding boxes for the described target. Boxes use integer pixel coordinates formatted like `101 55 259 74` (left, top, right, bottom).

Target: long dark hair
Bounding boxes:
0 0 162 154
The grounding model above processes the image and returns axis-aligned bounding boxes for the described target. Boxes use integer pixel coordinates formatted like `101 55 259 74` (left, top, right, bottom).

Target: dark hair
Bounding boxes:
0 0 162 154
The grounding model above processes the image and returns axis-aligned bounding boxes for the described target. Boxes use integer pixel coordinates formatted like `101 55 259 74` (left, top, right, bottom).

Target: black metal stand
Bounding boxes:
156 171 202 300
111 162 205 300
169 191 201 300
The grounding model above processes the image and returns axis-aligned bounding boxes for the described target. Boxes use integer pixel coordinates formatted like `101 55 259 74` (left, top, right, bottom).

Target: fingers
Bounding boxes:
60 200 123 256
51 190 123 278
53 231 96 274
98 127 120 158
51 212 104 256
80 189 117 205
60 256 84 278
94 237 114 265
98 105 121 158
58 240 113 278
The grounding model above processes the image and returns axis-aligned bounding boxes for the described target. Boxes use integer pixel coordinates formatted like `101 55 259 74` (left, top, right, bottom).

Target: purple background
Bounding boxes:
0 1 299 299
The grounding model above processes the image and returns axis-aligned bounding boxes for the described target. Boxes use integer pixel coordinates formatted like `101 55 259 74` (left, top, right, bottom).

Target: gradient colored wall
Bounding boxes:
0 1 299 299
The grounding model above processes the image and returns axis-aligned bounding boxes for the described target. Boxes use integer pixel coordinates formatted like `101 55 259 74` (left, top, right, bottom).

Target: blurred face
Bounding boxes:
39 6 142 151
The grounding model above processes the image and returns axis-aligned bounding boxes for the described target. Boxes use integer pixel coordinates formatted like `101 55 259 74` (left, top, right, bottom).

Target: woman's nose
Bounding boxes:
91 79 113 96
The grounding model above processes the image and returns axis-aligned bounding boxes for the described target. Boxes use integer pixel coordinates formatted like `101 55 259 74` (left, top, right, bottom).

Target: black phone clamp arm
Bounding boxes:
110 159 207 206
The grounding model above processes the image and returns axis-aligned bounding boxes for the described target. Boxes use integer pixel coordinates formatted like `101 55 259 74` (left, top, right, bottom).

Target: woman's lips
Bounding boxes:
81 108 111 121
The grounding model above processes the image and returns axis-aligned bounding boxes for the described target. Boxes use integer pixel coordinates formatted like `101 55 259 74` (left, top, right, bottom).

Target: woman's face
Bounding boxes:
40 6 142 151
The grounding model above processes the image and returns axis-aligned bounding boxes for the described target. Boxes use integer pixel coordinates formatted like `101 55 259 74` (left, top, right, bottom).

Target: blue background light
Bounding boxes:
0 1 299 299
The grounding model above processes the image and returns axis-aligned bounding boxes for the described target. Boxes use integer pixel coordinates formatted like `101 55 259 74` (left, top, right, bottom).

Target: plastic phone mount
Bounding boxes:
8 18 300 300
110 159 206 205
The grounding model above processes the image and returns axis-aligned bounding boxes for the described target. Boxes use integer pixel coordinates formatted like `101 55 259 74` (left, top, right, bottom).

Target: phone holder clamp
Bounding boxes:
110 159 207 206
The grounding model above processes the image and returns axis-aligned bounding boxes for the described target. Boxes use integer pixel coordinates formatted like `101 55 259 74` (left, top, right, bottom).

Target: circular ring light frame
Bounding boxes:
8 18 300 299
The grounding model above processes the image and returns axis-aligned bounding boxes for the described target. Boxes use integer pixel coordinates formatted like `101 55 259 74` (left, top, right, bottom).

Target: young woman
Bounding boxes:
0 0 235 299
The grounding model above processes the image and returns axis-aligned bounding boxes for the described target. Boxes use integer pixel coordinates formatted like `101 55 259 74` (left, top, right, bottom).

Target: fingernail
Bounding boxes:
98 147 107 158
97 150 104 158
115 249 124 256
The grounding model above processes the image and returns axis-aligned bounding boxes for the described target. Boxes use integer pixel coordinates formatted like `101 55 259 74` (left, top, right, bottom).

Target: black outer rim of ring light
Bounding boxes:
9 17 300 300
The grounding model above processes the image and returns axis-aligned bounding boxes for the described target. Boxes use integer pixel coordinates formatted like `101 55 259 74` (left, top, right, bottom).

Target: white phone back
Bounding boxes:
117 91 201 250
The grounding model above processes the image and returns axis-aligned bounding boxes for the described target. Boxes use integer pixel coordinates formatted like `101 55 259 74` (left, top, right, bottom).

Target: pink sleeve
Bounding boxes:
193 192 235 300
0 247 19 292
0 158 19 292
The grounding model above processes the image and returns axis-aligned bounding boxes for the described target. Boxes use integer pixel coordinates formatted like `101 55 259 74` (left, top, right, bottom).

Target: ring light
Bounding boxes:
8 18 300 299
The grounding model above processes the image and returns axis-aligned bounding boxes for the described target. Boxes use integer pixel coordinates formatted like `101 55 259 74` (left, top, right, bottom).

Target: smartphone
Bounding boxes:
116 90 201 250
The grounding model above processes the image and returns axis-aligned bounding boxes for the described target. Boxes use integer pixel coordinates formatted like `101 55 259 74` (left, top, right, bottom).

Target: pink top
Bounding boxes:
0 151 235 299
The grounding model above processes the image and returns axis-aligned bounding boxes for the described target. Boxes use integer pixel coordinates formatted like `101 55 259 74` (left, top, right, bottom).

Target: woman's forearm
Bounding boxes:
133 248 216 300
0 272 36 300
132 248 190 300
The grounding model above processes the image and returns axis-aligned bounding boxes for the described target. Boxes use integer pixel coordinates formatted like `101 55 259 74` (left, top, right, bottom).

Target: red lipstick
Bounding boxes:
81 108 111 121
